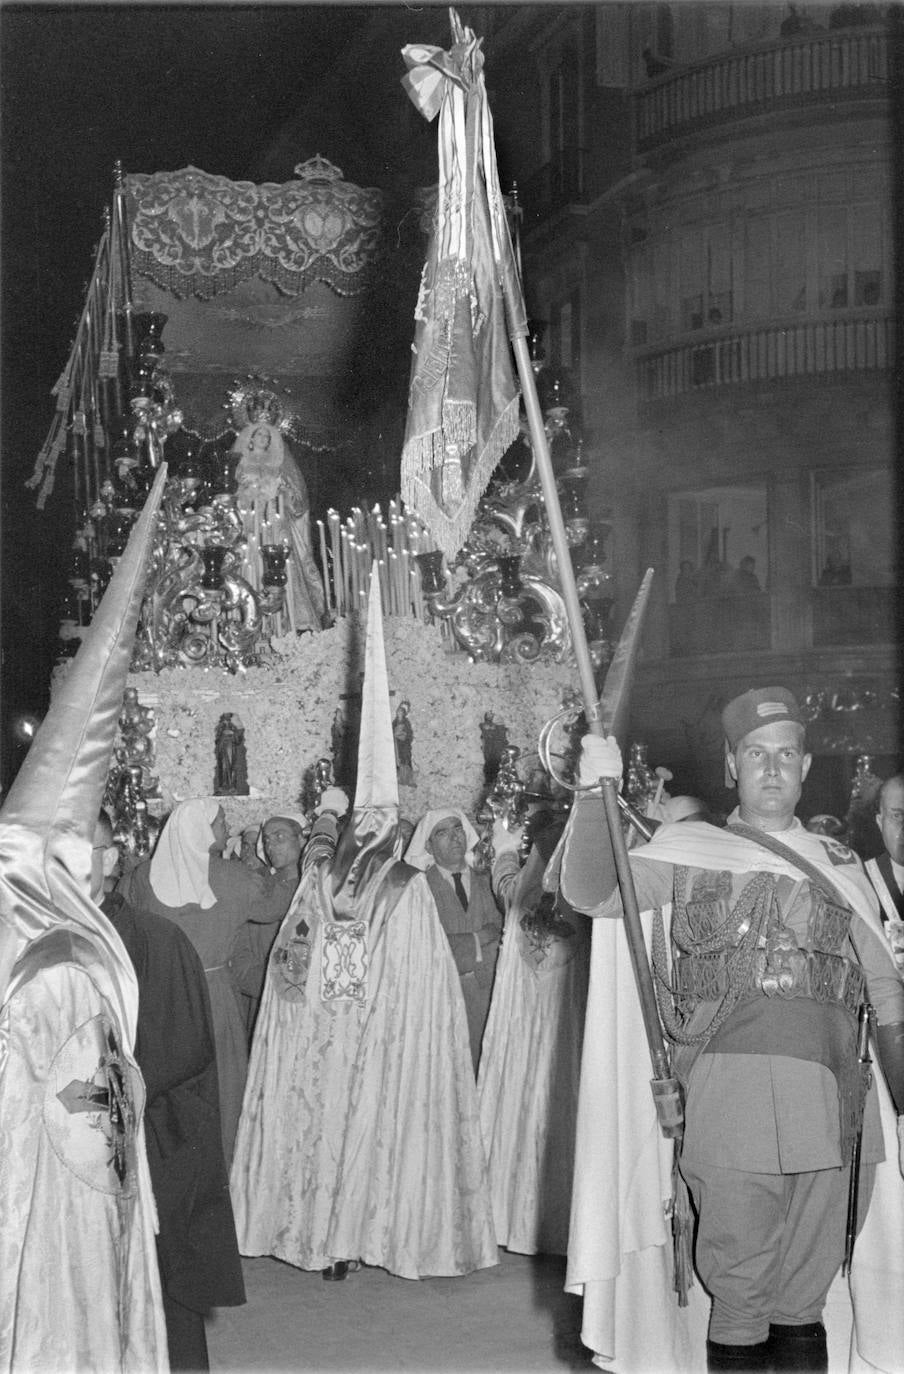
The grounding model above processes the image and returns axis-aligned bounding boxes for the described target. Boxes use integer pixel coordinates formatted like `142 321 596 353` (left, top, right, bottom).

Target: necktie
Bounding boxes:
452 870 468 910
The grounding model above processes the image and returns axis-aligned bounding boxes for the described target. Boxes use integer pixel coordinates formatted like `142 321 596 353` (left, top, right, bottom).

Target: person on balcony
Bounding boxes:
729 554 762 594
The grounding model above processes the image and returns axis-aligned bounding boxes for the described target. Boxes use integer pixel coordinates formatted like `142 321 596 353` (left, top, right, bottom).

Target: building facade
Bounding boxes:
505 3 900 808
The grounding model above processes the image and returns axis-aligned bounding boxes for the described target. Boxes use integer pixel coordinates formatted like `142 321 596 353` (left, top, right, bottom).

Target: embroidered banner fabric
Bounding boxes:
399 14 527 559
125 159 384 301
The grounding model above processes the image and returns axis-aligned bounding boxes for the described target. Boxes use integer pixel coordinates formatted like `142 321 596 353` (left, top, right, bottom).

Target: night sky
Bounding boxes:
0 2 475 785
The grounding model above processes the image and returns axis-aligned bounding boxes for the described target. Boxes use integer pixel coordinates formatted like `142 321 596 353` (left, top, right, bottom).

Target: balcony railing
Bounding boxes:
669 594 771 657
668 585 896 657
635 312 894 402
635 26 888 151
811 585 897 647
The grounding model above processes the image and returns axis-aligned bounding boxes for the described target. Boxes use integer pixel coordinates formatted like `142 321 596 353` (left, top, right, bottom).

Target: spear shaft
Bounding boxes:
508 321 682 1139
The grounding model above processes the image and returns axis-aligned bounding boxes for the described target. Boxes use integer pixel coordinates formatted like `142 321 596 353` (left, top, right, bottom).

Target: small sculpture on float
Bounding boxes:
214 712 249 796
479 711 510 789
114 687 159 797
104 689 162 865
392 700 415 787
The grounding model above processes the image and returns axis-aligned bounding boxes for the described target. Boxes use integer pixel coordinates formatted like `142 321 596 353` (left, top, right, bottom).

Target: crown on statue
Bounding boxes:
225 375 292 433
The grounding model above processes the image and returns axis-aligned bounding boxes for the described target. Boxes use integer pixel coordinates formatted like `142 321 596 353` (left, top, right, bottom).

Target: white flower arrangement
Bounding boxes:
122 614 577 830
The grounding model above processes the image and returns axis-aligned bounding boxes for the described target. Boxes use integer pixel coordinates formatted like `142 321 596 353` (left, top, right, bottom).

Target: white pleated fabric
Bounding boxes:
230 864 497 1279
564 905 710 1370
478 845 590 1256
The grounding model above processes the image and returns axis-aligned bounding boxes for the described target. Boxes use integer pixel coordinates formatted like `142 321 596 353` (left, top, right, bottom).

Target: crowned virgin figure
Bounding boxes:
231 415 326 634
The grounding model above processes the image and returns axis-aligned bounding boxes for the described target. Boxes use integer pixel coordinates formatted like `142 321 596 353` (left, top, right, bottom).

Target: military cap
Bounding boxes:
721 686 804 751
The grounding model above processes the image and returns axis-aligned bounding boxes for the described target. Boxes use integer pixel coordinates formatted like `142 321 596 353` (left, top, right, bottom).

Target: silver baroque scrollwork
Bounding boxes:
416 452 607 667
131 483 284 674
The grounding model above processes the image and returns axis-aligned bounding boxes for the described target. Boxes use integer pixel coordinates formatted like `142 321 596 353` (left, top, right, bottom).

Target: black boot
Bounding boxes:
707 1339 772 1371
767 1322 827 1372
321 1261 349 1281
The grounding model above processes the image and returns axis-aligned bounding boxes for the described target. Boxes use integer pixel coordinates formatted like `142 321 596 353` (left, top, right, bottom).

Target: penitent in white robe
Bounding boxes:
0 955 168 1374
478 845 591 1256
230 859 497 1279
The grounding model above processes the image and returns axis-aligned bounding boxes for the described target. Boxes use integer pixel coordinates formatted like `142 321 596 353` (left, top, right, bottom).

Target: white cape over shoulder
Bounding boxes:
1 958 168 1374
478 846 590 1255
564 906 710 1371
230 864 497 1279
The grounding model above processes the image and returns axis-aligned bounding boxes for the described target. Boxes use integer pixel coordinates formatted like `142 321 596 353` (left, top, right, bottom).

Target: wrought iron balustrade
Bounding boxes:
634 312 894 402
668 585 896 658
635 25 888 150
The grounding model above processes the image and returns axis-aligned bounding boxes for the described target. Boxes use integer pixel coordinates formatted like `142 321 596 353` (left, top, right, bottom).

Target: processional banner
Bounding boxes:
399 10 528 560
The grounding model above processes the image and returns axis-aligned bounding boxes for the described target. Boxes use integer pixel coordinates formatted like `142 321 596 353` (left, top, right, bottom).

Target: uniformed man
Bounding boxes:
571 687 904 1372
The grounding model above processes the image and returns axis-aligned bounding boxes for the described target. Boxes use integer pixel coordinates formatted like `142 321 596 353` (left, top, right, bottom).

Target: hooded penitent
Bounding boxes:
0 468 169 1370
0 467 167 1042
327 562 409 919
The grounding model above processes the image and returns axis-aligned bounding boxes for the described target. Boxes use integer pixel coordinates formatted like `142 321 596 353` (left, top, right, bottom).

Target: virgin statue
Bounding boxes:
231 422 326 634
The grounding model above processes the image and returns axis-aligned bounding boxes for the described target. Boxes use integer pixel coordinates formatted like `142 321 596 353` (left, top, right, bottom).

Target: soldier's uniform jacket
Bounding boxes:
593 814 904 1174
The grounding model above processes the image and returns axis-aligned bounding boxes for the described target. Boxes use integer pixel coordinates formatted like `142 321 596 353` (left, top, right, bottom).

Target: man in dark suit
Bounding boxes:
866 773 904 975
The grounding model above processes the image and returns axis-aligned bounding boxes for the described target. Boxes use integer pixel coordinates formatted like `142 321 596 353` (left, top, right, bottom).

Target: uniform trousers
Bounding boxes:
681 1159 873 1345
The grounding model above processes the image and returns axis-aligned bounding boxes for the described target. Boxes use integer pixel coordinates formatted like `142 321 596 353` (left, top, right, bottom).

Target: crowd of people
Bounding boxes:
2 493 903 1374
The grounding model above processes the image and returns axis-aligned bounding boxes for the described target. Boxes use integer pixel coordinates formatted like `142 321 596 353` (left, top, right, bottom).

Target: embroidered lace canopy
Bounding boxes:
125 157 384 300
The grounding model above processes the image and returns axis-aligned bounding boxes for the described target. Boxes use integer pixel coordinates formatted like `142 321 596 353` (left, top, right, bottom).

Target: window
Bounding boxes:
667 484 768 602
812 470 895 588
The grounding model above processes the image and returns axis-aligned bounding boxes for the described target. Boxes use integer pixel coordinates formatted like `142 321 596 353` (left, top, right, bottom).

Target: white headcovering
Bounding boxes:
149 799 220 909
404 807 480 871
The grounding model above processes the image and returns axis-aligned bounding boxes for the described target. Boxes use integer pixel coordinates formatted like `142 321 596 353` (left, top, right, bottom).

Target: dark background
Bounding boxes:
0 2 473 787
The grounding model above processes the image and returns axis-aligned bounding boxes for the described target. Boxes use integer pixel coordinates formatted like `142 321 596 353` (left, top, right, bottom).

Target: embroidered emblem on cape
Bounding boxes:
45 1014 141 1195
321 921 368 1002
819 838 858 867
271 916 313 1002
517 894 583 971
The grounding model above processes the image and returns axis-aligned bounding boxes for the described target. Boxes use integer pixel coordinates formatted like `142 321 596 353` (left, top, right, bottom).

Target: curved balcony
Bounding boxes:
634 25 889 152
668 585 896 658
633 311 894 402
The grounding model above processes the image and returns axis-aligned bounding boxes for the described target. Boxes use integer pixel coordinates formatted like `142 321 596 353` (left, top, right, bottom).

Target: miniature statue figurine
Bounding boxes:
479 711 509 789
393 701 415 787
214 712 249 796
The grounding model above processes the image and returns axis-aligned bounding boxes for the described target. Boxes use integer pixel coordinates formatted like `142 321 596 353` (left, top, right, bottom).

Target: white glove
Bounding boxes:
316 786 349 818
578 733 623 788
898 1116 904 1181
492 817 523 860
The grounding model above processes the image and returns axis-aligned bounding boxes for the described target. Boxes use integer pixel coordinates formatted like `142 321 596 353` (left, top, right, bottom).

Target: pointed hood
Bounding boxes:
597 567 653 744
354 563 398 812
329 564 402 913
544 568 656 910
0 467 166 1033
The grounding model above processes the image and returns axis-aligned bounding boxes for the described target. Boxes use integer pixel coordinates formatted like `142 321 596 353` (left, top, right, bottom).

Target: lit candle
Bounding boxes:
317 519 332 615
